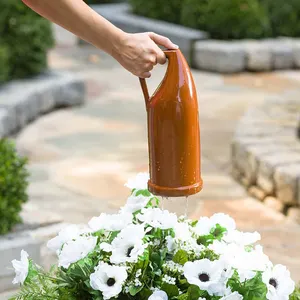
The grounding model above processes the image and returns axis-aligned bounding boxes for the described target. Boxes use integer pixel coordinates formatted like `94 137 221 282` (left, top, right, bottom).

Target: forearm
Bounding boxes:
22 0 124 56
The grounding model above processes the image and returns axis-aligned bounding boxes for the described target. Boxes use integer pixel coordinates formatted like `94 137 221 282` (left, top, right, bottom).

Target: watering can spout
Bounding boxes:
139 49 202 197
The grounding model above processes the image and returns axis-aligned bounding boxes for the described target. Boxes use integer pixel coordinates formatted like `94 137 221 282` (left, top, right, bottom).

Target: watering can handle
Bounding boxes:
139 50 175 107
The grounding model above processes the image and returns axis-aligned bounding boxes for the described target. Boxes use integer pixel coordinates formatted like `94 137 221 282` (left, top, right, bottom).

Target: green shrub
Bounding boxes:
130 0 182 24
262 0 300 37
0 139 29 235
0 45 9 83
0 0 54 80
181 0 271 39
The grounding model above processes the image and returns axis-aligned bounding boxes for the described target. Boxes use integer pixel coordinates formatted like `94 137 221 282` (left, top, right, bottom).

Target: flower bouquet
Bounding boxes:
11 173 297 300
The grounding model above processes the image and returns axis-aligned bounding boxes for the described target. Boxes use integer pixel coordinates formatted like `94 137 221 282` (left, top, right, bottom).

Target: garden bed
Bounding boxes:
87 3 300 73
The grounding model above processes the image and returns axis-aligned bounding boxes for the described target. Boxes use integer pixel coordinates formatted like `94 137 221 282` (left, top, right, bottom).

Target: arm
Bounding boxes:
22 0 178 78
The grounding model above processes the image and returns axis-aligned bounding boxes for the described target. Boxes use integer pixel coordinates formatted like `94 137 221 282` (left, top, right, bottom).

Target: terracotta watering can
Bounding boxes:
139 49 202 197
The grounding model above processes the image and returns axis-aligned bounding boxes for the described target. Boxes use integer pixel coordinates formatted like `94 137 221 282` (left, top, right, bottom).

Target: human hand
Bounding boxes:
113 32 178 78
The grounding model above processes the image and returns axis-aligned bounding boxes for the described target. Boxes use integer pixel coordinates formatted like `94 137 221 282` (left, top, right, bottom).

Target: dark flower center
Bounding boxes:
198 273 210 282
107 278 116 287
127 246 134 257
269 278 278 289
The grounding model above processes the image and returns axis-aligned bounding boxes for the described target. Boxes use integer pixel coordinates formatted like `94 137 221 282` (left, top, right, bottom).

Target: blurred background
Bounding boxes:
1 0 300 297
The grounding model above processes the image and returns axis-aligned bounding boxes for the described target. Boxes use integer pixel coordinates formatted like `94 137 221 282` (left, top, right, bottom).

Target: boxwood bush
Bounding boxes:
181 0 271 39
130 0 300 39
262 0 300 37
0 0 54 81
0 45 9 83
129 0 182 24
0 139 29 235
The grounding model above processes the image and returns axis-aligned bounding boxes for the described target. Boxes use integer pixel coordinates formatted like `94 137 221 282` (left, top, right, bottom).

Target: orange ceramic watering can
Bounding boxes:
139 49 202 197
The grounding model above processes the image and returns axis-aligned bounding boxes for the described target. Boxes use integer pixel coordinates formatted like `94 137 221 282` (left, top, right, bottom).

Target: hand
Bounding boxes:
113 32 178 78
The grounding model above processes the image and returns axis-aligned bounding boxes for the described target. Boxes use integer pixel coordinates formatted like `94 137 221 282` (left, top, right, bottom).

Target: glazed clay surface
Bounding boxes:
140 49 202 197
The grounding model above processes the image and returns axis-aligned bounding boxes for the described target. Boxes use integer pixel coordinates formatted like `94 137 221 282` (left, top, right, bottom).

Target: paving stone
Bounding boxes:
194 41 246 73
262 39 294 69
248 186 266 201
257 152 300 195
243 41 272 71
274 164 300 205
264 196 284 213
287 207 300 224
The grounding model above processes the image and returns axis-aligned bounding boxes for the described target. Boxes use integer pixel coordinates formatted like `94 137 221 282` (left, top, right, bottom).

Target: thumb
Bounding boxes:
148 32 178 50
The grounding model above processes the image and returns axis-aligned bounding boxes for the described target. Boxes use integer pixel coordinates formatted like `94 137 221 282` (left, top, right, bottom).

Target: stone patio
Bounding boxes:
5 26 300 293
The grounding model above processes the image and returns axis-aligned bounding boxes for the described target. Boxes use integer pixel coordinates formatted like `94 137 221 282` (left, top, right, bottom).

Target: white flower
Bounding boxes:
193 213 235 236
210 213 236 231
149 290 168 300
216 243 271 281
193 216 212 236
125 172 149 190
220 291 243 299
58 235 97 268
166 236 176 253
183 259 224 295
47 224 89 252
137 208 177 230
262 264 295 300
90 262 127 300
88 212 132 232
120 192 151 214
12 250 29 285
174 222 192 241
208 240 228 255
109 224 147 264
224 230 261 246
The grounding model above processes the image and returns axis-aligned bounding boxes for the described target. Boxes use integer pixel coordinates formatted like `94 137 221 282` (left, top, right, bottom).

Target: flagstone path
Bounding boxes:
14 26 300 283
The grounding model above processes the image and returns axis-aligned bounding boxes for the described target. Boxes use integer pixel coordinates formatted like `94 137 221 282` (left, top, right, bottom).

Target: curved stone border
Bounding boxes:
86 3 300 73
231 96 300 221
0 71 86 138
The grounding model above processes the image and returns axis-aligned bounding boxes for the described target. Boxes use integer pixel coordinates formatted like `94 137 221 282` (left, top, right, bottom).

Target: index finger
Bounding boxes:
148 32 178 50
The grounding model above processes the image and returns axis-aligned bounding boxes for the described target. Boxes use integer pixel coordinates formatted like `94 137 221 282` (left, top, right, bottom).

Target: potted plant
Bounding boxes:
11 173 296 299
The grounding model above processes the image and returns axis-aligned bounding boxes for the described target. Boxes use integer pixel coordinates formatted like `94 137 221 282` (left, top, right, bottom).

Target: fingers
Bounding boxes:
140 71 151 78
153 44 167 65
148 32 178 50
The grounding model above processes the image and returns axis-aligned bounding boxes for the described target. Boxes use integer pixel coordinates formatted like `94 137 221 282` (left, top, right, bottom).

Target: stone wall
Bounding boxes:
232 96 300 222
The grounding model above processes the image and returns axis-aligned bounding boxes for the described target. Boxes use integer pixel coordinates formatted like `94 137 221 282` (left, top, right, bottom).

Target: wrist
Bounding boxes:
107 28 128 58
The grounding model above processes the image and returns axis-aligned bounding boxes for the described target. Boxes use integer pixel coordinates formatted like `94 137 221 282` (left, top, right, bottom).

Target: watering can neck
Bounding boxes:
139 49 187 106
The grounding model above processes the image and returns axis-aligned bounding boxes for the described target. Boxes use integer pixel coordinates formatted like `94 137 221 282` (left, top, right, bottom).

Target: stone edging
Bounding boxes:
0 71 86 138
194 39 300 73
231 95 300 221
87 3 300 73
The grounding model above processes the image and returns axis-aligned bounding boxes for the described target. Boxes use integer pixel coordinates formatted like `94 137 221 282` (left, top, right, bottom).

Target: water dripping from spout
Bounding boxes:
185 196 189 218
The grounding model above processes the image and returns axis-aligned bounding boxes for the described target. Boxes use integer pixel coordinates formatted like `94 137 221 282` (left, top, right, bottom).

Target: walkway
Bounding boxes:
16 26 300 281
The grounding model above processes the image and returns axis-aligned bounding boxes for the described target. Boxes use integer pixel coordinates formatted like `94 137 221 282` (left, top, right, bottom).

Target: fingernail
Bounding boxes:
174 44 179 49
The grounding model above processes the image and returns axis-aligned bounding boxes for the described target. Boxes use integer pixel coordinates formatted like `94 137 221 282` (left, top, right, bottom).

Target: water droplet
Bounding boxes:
185 196 189 218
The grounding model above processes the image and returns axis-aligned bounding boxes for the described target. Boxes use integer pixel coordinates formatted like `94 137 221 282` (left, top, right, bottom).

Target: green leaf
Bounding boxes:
135 189 151 197
129 285 144 296
161 282 179 297
173 250 189 265
210 224 227 240
243 272 268 300
187 285 201 300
